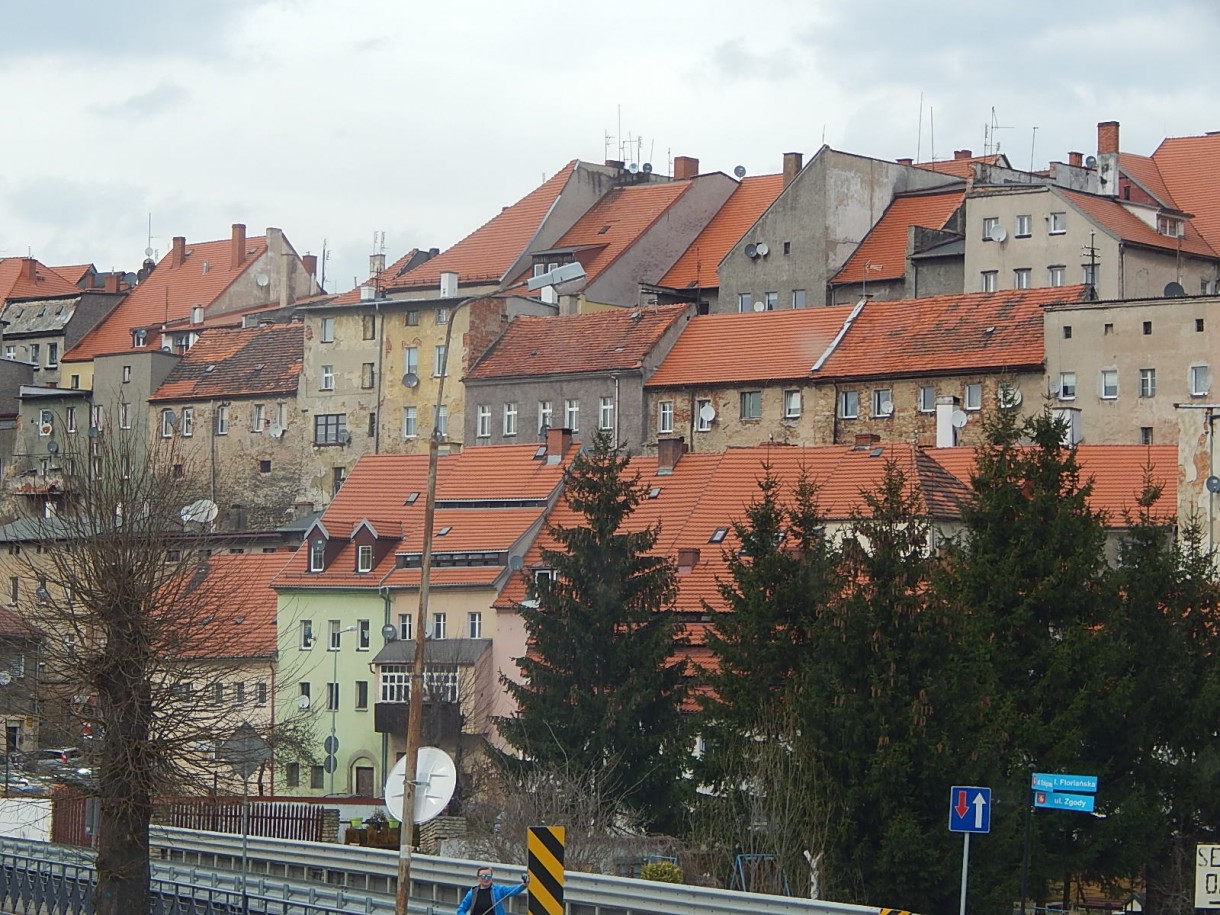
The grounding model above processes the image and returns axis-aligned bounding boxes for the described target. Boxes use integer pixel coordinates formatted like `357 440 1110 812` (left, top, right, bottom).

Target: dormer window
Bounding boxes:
191 305 204 324
1157 215 1184 238
309 539 325 572
132 329 147 347
357 544 373 573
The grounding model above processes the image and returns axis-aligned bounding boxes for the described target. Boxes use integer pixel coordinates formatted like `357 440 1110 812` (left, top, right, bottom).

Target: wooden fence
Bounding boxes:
162 799 326 842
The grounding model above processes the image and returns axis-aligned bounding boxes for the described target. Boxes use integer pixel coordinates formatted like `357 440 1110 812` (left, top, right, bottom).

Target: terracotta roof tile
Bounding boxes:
646 306 858 387
1059 188 1216 258
179 551 290 658
329 249 433 306
49 264 92 287
917 154 1003 179
817 286 1094 380
64 233 271 362
0 258 80 302
1118 153 1177 208
1152 132 1220 256
660 175 785 289
467 305 689 381
149 324 304 402
833 189 964 284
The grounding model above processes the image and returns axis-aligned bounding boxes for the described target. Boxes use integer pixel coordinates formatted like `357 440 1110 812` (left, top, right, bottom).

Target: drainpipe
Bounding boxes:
612 374 620 449
375 303 385 454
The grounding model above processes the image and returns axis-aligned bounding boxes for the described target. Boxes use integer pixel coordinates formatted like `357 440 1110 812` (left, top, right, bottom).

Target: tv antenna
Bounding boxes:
983 107 1012 157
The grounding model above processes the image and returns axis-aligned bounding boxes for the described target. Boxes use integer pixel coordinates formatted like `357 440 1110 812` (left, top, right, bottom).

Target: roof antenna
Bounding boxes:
1029 126 1039 176
916 91 924 163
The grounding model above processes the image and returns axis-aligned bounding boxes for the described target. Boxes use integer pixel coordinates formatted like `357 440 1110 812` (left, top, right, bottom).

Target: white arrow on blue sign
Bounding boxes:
948 786 991 833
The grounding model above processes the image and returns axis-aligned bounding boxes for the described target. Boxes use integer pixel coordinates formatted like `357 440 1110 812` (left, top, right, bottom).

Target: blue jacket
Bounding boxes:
455 880 526 915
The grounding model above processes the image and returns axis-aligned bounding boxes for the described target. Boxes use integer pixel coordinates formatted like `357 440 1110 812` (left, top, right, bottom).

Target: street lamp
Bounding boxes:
329 624 357 796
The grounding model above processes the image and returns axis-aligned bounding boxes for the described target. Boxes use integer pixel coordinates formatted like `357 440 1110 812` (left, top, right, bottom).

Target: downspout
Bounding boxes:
209 399 217 503
375 303 385 454
613 374 620 449
1210 407 1216 557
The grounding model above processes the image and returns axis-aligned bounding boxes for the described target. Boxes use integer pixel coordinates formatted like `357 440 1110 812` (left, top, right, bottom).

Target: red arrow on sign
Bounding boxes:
955 789 969 818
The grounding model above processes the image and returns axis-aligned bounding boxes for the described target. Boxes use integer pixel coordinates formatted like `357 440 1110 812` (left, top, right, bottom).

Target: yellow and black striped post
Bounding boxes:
526 825 565 915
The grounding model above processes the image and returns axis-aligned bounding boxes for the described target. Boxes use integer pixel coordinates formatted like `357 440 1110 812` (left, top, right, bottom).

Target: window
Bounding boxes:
355 681 369 710
839 390 859 419
965 383 982 411
784 389 801 419
919 385 936 413
406 310 420 326
792 289 807 308
286 763 300 787
1062 325 1072 339
1157 215 1183 237
361 363 375 389
982 216 999 240
320 365 334 391
658 400 674 433
1082 263 1098 286
739 390 761 420
300 620 315 648
326 682 338 712
435 405 448 438
1191 364 1211 396
398 613 412 641
402 406 417 438
310 766 324 790
66 406 77 433
1059 372 1077 400
432 613 446 640
328 619 344 650
357 544 373 573
404 346 418 377
564 399 580 431
132 329 146 347
1140 427 1154 445
181 407 194 437
1013 268 1031 289
320 317 335 342
356 619 370 650
333 467 345 497
468 611 482 639
538 401 553 435
1139 368 1156 398
121 364 130 383
314 414 347 445
764 291 778 310
599 396 614 431
256 682 268 706
212 682 225 705
362 314 376 340
872 388 894 417
3 346 12 359
119 402 131 430
436 307 450 325
1101 369 1119 399
737 293 751 313
259 459 271 474
47 342 58 367
1049 211 1067 234
433 344 447 377
980 271 998 293
503 402 518 436
695 399 713 432
215 404 229 435
191 305 204 325
1142 321 1152 335
1015 214 1032 237
160 410 174 438
251 403 265 432
476 405 491 438
1048 265 1066 287
998 381 1021 410
1197 318 1206 332
1104 322 1114 335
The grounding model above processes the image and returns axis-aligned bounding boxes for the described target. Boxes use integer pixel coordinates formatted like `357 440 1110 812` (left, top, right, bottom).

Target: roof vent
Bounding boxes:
360 285 376 301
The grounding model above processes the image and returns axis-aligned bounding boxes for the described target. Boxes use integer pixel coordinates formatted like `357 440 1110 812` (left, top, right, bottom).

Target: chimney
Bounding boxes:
301 254 317 279
1068 151 1083 168
896 157 914 166
171 236 186 269
677 547 701 573
605 159 624 170
23 258 36 282
103 273 120 294
935 395 960 448
369 253 386 276
853 432 881 450
656 436 687 474
230 223 247 270
1097 121 1120 155
954 149 973 160
546 426 573 464
783 152 803 188
673 156 699 180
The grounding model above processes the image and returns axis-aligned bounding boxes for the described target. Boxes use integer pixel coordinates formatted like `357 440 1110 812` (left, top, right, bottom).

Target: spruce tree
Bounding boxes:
498 430 688 832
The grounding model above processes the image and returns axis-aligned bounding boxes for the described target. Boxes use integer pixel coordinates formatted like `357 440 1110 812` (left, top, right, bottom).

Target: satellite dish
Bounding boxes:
1164 282 1186 297
752 301 766 312
1208 476 1220 494
47 440 59 454
755 242 770 257
989 225 1008 243
508 554 524 571
144 247 154 257
699 402 716 424
165 410 179 428
950 409 969 429
402 373 419 389
628 162 639 173
0 671 11 687
181 499 219 525
268 422 284 439
642 162 653 174
296 695 310 710
255 273 270 288
380 623 397 641
744 243 758 259
339 431 352 445
88 426 101 439
877 398 893 416
733 165 747 178
1085 155 1098 169
384 746 457 824
999 385 1023 408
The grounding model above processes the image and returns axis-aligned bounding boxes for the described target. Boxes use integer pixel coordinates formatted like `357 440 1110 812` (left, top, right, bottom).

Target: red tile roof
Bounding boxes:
917 154 1003 179
149 324 304 402
816 286 1094 380
1152 132 1220 256
646 305 857 387
1059 188 1216 258
0 258 80 302
467 304 689 380
833 189 964 284
177 551 289 659
1118 153 1177 208
63 232 271 362
328 249 433 306
659 175 786 290
389 162 579 291
50 264 93 287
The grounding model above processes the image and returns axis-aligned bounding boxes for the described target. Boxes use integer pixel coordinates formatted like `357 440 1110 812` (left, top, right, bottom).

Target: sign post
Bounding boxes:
949 786 991 915
1196 845 1220 909
1021 773 1100 915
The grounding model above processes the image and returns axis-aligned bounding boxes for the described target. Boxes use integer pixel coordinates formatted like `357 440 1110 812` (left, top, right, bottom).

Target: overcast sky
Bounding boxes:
3 0 1218 294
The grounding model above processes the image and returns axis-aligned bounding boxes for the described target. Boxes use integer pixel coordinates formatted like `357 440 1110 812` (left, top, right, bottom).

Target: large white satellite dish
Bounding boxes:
384 746 457 824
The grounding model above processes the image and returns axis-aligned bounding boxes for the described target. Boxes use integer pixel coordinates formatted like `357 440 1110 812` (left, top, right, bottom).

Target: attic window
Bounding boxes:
598 225 611 235
648 487 661 499
406 492 420 504
205 365 215 373
709 527 729 544
308 539 325 572
437 526 451 536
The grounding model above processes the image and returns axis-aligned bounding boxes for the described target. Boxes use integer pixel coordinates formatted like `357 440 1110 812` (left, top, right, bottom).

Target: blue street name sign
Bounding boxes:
1031 772 1098 793
949 786 992 833
1034 789 1096 813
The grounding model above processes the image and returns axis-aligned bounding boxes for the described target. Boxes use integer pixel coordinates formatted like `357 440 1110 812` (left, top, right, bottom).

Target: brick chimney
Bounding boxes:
1068 151 1083 168
103 273 120 293
301 254 317 279
954 149 973 160
783 152 803 188
853 432 881 450
23 258 36 282
896 157 914 166
1097 121 1120 155
170 236 186 269
230 223 247 270
677 547 701 573
673 156 699 180
656 436 687 474
546 426 573 464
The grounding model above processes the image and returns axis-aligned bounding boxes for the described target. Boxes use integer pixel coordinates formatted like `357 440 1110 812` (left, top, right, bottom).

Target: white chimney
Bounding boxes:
440 272 458 298
359 285 376 301
935 395 960 448
541 285 557 305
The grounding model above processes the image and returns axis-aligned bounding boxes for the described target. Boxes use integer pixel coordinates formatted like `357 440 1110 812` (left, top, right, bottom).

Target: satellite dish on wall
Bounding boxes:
255 273 270 288
755 242 770 257
1207 476 1220 494
699 402 717 424
384 746 457 824
989 225 1008 243
296 695 310 710
402 373 419 389
642 162 653 174
1085 155 1098 169
744 243 758 259
1164 281 1186 297
733 165 747 178
181 499 219 524
752 301 766 312
268 422 284 439
508 554 524 571
46 440 59 454
380 623 397 641
950 409 969 429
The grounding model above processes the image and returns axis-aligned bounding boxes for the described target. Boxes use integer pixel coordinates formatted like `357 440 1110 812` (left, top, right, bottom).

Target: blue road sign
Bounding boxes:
1031 772 1098 793
949 786 992 833
1034 789 1096 813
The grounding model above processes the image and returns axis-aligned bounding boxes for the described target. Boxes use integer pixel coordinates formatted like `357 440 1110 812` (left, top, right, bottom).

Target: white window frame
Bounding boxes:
181 407 194 437
215 404 229 435
872 388 894 418
251 403 265 432
740 390 761 420
783 389 801 419
300 620 314 649
320 365 334 391
982 216 999 240
357 544 373 573
47 342 58 367
476 405 491 438
918 385 936 413
1082 263 1099 286
468 611 482 639
599 396 614 431
1138 368 1156 398
1191 364 1211 397
309 540 325 572
435 404 448 438
160 410 174 438
965 383 983 411
1048 265 1066 287
402 406 417 439
737 293 751 313
1013 268 1031 290
658 400 674 433
695 399 713 432
503 402 518 436
433 344 447 378
404 346 418 376
1100 369 1119 399
792 289 807 308
980 271 998 293
328 620 343 650
1049 212 1067 234
1015 214 1032 237
764 291 778 310
66 406 77 433
1059 372 1077 400
564 399 579 432
119 402 131 430
838 390 859 419
320 317 335 343
432 613 446 640
538 401 552 435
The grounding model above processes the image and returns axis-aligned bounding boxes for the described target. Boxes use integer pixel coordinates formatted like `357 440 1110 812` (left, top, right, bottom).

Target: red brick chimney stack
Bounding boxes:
1068 151 1083 167
783 152 803 188
302 254 317 279
23 259 36 282
1097 121 1120 155
954 149 973 160
673 156 699 180
171 236 186 269
230 223 247 270
656 437 687 474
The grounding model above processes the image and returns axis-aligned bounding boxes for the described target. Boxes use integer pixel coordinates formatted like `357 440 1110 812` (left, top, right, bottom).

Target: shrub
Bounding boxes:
640 860 683 884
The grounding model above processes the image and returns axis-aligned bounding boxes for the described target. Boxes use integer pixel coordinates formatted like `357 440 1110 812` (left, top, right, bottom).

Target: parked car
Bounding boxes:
0 774 48 796
19 747 89 778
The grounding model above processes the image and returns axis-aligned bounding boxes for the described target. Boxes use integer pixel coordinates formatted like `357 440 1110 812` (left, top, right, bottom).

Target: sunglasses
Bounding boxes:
478 873 493 880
